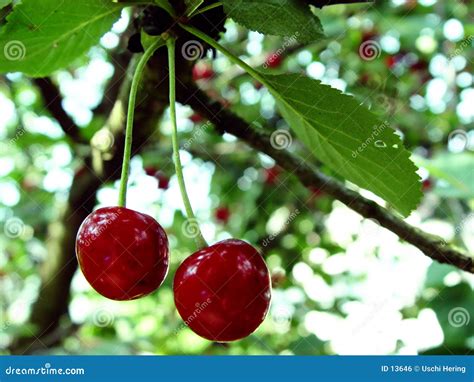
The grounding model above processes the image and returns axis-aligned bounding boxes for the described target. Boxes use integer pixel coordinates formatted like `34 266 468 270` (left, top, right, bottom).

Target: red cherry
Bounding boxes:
264 166 281 185
192 64 214 81
215 206 230 224
156 171 170 190
76 207 169 301
265 53 283 69
190 113 204 123
385 56 397 69
173 239 271 341
145 168 170 190
410 60 428 73
422 178 433 192
361 30 378 43
144 166 157 177
271 269 286 288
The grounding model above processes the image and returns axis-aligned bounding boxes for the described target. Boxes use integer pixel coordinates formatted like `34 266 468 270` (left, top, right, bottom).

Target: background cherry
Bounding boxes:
76 207 169 301
173 239 271 342
192 63 214 81
214 206 230 224
145 167 170 190
189 113 204 123
265 53 283 69
264 166 281 185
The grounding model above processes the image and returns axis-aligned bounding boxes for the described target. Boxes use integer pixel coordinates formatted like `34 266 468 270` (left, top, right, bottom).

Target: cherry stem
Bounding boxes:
118 37 165 208
179 24 270 88
189 2 222 17
166 37 208 249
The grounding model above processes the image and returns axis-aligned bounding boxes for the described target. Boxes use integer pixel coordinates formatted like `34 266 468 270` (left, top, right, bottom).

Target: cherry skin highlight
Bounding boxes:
173 239 271 342
76 207 169 301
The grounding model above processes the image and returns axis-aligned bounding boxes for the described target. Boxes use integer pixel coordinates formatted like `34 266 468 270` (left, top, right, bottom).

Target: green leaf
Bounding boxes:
415 152 474 199
0 0 123 77
0 0 12 10
263 73 422 216
220 0 324 43
185 0 204 16
154 0 175 16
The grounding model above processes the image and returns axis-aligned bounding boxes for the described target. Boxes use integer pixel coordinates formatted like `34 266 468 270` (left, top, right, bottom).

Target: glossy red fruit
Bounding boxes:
174 239 271 342
192 63 214 81
215 206 230 224
76 207 169 301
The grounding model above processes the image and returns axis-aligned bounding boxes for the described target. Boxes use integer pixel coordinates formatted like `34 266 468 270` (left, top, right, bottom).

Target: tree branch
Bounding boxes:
33 78 87 144
176 84 474 274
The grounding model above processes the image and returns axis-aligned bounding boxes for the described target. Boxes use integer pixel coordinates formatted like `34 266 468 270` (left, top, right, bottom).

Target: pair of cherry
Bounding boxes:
76 206 271 342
